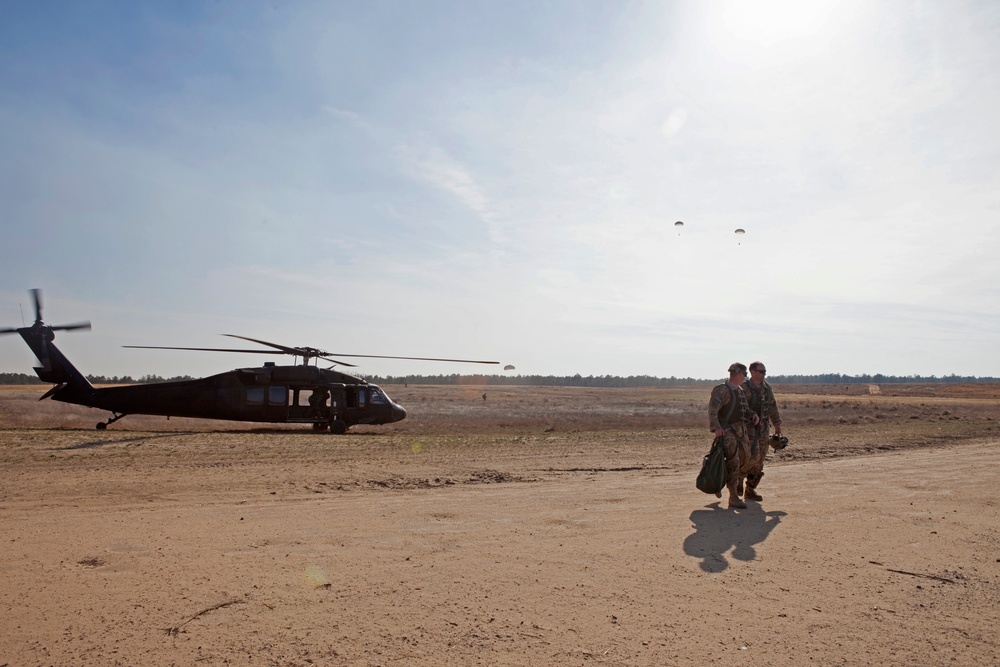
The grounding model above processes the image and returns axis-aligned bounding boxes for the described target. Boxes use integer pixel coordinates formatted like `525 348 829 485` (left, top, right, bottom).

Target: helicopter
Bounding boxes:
2 290 499 433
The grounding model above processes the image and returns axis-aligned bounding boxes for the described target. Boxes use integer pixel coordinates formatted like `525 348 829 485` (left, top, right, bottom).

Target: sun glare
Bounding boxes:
707 0 859 63
724 0 833 42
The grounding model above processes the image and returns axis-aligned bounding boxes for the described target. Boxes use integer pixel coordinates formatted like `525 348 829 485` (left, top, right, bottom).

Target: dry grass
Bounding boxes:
3 383 999 478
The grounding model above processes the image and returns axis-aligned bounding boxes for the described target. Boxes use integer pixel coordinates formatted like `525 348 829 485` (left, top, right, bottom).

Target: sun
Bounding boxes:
707 0 861 62
723 0 836 43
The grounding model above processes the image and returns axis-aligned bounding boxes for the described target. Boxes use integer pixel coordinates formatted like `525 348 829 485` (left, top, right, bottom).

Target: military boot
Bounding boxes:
745 472 763 501
727 482 747 509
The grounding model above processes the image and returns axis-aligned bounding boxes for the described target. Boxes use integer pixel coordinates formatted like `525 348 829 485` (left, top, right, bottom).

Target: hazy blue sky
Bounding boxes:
2 0 998 380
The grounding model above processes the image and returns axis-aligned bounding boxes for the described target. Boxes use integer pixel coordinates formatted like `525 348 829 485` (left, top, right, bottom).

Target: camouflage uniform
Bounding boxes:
708 381 755 499
742 377 782 497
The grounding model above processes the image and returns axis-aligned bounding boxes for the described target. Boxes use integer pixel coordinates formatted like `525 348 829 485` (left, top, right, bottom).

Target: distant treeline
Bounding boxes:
767 373 1000 384
368 373 1000 387
0 373 196 385
1 371 997 387
374 374 717 387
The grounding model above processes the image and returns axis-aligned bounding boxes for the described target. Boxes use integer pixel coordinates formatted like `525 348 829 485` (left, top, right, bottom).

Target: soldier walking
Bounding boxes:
741 361 783 501
708 363 759 509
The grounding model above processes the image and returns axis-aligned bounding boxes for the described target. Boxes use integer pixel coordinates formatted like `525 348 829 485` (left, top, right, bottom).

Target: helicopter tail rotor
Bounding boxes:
1 289 92 336
30 288 42 325
2 290 94 389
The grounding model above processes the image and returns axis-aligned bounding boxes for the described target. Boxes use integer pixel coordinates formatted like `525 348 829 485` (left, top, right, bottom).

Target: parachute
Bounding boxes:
734 228 745 234
504 364 515 371
674 221 684 227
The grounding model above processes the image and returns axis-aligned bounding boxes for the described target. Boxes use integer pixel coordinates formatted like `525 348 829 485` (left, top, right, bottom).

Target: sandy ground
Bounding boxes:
1 384 999 666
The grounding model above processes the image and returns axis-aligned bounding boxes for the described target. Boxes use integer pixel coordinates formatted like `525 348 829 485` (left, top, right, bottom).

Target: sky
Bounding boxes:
2 0 999 381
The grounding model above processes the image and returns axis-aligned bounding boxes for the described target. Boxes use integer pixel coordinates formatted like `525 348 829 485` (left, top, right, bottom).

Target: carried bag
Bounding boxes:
696 436 728 495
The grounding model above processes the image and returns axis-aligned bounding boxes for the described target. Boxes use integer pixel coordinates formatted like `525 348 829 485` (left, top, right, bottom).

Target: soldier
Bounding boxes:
309 387 330 419
708 363 759 509
741 361 783 502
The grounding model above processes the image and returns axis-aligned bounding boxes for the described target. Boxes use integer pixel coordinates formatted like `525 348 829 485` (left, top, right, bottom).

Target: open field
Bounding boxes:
1 383 999 666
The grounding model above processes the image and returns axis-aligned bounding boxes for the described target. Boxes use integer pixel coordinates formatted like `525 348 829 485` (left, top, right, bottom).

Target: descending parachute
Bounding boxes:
734 228 745 234
504 364 515 371
674 221 684 227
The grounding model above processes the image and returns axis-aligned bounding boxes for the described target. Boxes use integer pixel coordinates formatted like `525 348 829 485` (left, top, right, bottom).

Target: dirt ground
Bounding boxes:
1 383 999 666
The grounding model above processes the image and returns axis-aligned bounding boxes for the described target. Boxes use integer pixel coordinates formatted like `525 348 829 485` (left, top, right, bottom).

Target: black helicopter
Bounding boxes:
2 290 499 433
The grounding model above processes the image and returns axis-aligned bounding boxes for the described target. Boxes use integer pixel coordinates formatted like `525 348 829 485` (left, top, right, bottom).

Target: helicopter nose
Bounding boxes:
391 405 407 422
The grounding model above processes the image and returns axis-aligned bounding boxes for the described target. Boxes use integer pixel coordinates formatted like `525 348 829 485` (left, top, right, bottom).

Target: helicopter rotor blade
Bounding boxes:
221 334 301 355
315 355 358 368
123 345 287 355
4 291 91 335
50 321 92 332
222 334 498 364
123 344 361 368
222 334 357 365
127 334 494 368
30 288 42 324
321 353 499 364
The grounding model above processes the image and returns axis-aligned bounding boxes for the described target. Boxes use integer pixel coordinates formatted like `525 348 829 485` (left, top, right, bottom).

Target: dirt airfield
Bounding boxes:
1 382 999 666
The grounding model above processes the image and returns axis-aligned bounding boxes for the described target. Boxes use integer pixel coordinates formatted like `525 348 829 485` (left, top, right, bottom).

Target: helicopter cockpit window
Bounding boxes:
370 387 388 404
268 386 287 405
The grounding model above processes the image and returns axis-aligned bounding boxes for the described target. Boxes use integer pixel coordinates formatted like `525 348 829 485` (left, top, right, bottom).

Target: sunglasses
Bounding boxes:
752 368 766 375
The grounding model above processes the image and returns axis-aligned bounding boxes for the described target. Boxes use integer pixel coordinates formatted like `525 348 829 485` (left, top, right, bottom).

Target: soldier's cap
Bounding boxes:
728 362 748 374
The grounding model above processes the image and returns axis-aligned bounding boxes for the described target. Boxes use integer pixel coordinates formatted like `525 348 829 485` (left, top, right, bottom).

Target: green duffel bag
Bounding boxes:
696 436 728 495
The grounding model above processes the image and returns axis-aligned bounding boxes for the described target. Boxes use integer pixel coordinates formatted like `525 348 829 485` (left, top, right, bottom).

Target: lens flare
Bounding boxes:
304 564 328 588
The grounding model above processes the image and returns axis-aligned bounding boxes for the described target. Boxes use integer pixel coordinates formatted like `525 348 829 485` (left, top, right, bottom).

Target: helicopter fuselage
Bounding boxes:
13 322 405 432
4 289 500 433
55 363 407 431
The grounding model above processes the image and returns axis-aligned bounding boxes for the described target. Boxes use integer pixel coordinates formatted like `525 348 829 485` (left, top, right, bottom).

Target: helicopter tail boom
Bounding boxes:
2 290 95 399
18 326 95 393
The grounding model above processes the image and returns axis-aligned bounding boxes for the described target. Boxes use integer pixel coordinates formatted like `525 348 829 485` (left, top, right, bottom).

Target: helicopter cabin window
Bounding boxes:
370 387 388 404
295 388 330 408
268 386 287 405
246 387 265 405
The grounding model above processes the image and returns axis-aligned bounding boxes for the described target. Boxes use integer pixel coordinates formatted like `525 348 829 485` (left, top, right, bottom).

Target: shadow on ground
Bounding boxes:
50 432 198 450
683 503 787 572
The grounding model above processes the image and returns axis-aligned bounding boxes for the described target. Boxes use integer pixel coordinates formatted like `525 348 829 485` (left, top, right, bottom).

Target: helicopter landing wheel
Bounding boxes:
329 418 348 435
96 412 127 430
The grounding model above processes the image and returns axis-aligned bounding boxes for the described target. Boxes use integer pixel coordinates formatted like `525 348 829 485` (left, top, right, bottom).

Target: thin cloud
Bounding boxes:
2 2 999 378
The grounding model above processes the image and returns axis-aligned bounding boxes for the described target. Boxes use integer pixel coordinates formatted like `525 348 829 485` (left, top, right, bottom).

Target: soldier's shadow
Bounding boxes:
683 503 787 573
